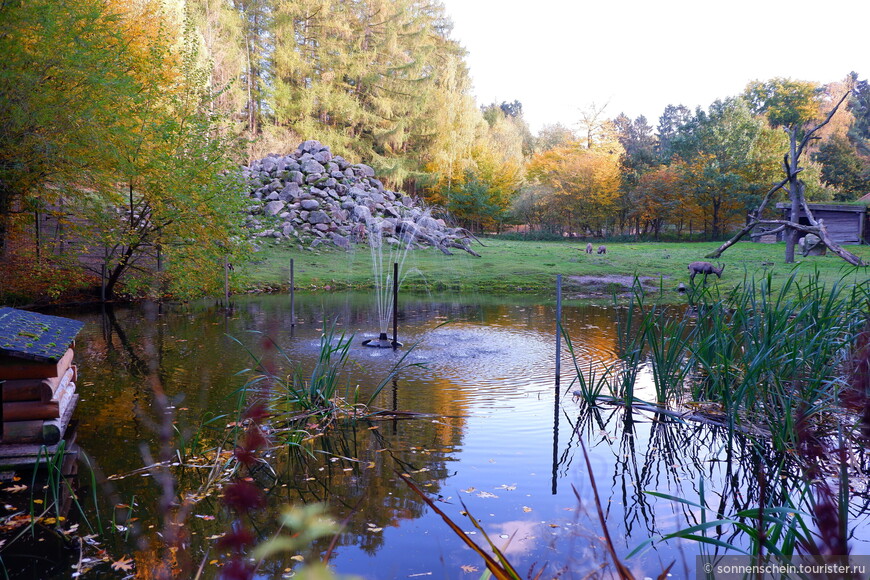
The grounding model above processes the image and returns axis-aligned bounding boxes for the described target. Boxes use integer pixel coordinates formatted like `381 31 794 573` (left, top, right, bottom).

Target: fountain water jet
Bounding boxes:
361 217 418 348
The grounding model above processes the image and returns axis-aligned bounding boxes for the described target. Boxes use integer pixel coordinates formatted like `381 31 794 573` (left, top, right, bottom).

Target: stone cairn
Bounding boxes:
241 140 481 257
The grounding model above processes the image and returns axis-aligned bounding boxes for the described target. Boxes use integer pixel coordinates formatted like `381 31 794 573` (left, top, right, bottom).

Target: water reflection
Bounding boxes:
13 294 867 578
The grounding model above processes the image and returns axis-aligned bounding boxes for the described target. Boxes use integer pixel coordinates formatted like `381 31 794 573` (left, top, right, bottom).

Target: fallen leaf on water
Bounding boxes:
460 564 479 573
4 485 26 493
111 557 134 572
476 492 498 499
291 555 305 562
495 484 517 491
522 506 532 512
460 487 475 494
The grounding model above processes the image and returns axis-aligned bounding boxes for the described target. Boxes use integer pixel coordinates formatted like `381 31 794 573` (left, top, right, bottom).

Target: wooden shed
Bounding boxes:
775 203 869 244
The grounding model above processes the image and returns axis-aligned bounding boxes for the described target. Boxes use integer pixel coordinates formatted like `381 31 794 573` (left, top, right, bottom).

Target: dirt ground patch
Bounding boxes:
564 274 670 297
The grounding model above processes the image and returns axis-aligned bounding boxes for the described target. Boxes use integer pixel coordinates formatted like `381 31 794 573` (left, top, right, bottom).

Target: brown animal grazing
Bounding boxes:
597 245 606 254
688 261 725 282
585 242 593 254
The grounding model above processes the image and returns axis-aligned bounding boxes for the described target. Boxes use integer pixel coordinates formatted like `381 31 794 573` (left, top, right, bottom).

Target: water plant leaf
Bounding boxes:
577 439 635 580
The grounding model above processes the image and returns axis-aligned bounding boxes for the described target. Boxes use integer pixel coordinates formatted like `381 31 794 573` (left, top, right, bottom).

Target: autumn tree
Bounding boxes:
0 0 142 256
628 165 686 238
815 135 870 200
526 142 622 236
665 98 786 238
1 0 248 298
614 114 658 233
443 103 525 232
535 124 576 153
709 78 865 266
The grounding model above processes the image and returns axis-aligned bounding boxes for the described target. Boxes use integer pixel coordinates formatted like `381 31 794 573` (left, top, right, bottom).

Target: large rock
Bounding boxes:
264 200 285 216
308 210 331 225
301 159 326 175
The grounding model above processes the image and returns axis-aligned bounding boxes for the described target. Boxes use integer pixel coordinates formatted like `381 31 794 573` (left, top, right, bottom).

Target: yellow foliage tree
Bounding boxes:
526 142 622 235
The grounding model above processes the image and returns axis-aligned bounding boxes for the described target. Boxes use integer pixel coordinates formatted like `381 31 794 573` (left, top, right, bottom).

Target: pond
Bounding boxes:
5 292 870 579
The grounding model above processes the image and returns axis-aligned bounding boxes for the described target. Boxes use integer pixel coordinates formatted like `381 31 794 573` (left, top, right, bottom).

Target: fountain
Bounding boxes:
361 217 418 348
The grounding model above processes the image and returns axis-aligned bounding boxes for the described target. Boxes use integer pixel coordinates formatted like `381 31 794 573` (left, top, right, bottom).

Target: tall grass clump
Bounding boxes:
569 272 868 452
609 280 649 410
233 325 419 430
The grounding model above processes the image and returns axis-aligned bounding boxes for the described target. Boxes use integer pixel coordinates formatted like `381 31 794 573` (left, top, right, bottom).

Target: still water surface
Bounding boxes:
36 293 870 577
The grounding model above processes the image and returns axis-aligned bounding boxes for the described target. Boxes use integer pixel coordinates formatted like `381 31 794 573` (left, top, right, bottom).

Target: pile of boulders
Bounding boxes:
241 140 480 256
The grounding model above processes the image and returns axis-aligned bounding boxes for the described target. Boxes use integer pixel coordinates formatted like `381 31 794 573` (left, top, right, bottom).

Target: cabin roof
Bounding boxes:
775 202 868 213
0 307 84 363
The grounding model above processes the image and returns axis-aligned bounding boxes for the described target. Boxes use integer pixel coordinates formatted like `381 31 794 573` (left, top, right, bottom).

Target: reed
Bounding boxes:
643 304 693 405
562 326 612 406
609 280 648 409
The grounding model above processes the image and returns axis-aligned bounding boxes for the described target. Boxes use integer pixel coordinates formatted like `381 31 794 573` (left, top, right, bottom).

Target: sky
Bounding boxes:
438 0 870 134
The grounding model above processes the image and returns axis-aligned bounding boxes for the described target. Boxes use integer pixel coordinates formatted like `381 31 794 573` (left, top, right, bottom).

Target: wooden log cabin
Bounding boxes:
0 308 83 466
774 202 869 245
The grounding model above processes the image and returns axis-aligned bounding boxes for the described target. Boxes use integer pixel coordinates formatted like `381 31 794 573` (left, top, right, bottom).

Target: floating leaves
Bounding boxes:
110 557 134 572
460 564 479 573
476 491 498 499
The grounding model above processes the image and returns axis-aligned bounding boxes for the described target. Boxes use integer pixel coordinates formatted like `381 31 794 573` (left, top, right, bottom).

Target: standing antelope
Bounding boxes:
687 261 725 283
585 242 593 254
597 245 607 254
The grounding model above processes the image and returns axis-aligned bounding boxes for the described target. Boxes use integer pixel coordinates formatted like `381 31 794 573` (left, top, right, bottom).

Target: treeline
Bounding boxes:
186 0 870 239
2 0 870 301
519 77 870 240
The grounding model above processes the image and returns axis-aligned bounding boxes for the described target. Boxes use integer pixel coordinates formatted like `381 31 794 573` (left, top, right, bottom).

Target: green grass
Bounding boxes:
240 238 870 300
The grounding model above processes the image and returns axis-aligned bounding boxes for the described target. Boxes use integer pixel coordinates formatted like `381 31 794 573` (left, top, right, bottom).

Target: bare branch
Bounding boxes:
750 225 786 237
797 90 851 159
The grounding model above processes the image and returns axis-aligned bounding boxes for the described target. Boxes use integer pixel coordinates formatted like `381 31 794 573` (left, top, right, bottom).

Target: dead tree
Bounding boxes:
707 89 867 267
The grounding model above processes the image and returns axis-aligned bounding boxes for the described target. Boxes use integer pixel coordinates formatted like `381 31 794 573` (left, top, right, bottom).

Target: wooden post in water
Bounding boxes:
223 255 230 307
552 274 562 494
290 258 296 327
555 274 562 384
392 262 398 348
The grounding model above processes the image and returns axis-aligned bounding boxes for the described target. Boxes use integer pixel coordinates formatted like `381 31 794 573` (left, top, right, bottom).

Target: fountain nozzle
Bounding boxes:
362 332 402 349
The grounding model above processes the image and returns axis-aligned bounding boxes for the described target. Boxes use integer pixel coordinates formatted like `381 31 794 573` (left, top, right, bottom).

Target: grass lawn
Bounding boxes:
240 238 870 300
